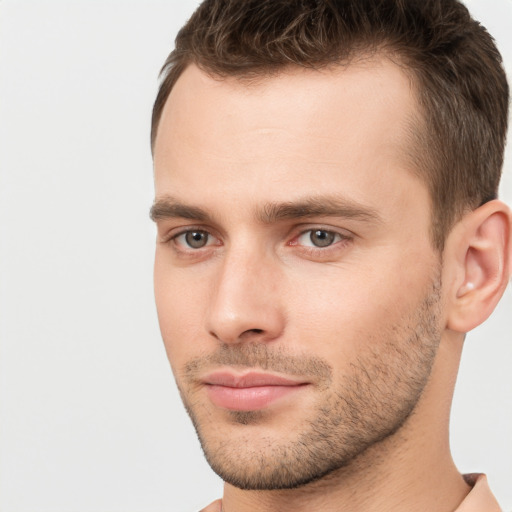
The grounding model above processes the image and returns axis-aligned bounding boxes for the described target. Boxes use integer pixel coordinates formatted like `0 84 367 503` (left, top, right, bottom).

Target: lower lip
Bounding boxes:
206 384 306 411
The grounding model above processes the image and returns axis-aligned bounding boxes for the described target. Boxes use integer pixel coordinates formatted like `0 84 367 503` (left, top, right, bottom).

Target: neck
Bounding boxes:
221 430 469 512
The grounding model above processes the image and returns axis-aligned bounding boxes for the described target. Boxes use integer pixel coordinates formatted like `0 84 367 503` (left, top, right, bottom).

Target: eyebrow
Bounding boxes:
150 197 209 222
150 195 382 225
257 196 382 224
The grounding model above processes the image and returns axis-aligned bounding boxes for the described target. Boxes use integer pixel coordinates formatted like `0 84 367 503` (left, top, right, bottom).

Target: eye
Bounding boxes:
174 230 213 249
296 229 343 248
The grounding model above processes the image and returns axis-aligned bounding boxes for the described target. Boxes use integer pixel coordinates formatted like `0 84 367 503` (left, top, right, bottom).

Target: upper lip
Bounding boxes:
203 371 307 388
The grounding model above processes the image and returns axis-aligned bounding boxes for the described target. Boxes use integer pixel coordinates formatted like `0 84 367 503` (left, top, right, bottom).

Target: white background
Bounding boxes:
0 1 510 511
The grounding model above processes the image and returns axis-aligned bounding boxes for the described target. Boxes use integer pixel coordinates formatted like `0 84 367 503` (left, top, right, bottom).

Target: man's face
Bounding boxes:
153 61 443 490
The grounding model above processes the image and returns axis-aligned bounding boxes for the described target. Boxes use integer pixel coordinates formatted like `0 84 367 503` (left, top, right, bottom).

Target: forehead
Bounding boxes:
153 60 425 216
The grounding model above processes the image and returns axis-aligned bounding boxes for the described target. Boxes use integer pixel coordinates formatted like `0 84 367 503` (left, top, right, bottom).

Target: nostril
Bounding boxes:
238 328 265 339
209 328 264 342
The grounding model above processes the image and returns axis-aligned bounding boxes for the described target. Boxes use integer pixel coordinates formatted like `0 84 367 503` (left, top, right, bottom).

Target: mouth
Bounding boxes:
202 371 309 411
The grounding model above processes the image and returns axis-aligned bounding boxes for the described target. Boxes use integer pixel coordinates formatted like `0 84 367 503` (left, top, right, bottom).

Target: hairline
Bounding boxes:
151 50 453 252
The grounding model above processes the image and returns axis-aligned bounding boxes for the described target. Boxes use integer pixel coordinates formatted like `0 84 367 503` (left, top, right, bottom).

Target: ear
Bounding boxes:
445 200 512 333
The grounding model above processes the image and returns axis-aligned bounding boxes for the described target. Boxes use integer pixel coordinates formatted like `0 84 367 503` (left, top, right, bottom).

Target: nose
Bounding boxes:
205 247 286 345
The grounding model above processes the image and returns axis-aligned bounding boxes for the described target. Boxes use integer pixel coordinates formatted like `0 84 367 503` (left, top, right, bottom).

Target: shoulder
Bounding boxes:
457 474 502 512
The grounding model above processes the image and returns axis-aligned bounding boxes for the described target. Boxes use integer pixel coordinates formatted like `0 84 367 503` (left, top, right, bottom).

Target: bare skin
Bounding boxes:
153 60 511 512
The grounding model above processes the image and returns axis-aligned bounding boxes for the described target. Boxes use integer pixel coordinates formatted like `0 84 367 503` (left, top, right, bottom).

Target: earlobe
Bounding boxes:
446 200 511 333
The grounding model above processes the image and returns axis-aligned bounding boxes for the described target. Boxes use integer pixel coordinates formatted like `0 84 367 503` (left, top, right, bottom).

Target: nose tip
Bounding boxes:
205 255 285 345
208 305 284 345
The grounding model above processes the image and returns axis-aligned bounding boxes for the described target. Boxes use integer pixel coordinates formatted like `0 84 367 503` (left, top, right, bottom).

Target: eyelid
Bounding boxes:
289 225 354 245
297 230 342 247
175 230 215 250
160 225 222 247
159 223 353 254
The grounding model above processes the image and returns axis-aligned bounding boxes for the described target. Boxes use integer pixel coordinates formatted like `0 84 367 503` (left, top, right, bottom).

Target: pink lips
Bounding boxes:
203 371 308 411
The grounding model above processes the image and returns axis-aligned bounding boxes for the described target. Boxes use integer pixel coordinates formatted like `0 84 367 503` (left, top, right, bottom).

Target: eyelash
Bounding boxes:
172 229 218 250
164 226 353 256
291 229 351 249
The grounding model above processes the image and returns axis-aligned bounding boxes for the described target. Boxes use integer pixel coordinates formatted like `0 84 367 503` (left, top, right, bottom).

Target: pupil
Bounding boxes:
311 230 334 247
186 231 208 248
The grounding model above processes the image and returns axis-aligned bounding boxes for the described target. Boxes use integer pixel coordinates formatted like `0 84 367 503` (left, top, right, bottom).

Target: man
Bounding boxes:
150 0 511 510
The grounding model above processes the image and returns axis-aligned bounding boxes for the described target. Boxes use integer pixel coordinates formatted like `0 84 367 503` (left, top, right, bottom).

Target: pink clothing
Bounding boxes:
201 474 501 511
456 474 502 512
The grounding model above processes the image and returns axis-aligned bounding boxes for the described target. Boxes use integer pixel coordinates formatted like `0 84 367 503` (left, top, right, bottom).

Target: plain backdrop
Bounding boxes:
0 1 511 511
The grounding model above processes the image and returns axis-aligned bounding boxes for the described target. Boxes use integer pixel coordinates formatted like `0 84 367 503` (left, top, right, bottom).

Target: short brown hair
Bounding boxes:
151 0 509 250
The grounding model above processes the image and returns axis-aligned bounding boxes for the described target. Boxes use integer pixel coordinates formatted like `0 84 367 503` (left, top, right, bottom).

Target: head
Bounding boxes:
151 0 509 251
150 0 511 493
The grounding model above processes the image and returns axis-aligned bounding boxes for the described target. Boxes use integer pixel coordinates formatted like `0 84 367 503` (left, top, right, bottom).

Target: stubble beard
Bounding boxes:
175 274 442 491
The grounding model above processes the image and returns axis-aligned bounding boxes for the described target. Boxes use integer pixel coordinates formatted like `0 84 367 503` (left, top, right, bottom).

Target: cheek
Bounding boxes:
153 255 210 368
284 255 434 357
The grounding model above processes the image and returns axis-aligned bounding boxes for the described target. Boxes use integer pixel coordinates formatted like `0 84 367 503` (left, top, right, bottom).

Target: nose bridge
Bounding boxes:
206 240 284 344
